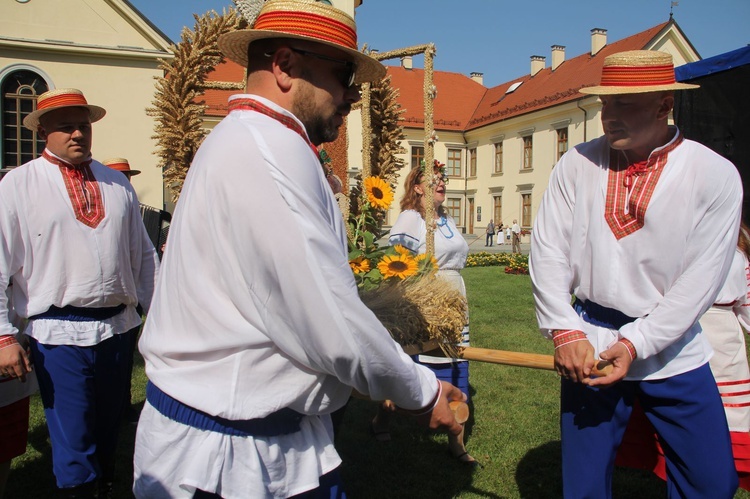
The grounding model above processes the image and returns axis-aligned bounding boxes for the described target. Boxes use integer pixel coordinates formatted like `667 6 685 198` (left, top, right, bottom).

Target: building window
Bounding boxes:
494 141 503 173
446 197 461 222
557 127 568 161
411 145 424 169
522 192 532 227
447 148 462 177
493 195 502 224
522 135 533 170
469 148 477 177
2 70 48 168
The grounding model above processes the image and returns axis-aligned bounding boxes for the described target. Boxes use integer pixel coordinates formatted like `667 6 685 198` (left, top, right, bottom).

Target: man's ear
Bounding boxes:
656 94 674 121
271 48 296 91
36 126 47 140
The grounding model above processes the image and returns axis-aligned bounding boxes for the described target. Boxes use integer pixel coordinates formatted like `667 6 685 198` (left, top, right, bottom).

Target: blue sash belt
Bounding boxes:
573 298 638 329
146 381 303 437
29 303 126 322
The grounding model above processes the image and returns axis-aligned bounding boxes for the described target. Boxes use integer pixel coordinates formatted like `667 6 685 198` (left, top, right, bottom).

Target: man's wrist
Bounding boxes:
552 329 587 349
400 379 442 416
0 335 19 350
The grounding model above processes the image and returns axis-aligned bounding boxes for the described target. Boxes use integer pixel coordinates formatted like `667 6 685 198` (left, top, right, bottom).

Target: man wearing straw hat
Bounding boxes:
530 50 742 497
0 88 159 498
102 157 141 181
134 1 465 498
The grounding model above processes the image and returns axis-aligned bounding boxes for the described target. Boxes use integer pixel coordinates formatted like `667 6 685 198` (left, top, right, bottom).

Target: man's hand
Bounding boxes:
0 341 32 382
583 342 632 388
414 381 466 436
554 340 595 383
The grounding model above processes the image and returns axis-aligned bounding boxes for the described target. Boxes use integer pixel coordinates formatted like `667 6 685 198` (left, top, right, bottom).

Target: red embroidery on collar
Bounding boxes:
43 150 105 229
228 98 319 159
604 133 683 240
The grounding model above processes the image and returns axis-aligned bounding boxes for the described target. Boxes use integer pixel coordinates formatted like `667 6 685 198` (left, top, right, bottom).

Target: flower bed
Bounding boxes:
466 252 529 275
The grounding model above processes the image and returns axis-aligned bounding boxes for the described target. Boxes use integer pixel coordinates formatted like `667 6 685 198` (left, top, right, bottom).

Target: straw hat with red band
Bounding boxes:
23 88 106 131
102 158 141 177
218 0 385 84
579 50 699 95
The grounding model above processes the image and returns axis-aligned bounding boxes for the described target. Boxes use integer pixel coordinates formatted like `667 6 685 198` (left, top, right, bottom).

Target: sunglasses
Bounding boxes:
265 47 358 89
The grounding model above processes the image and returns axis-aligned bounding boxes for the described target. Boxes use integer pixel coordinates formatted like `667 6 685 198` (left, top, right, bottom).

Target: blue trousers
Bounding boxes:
561 363 738 499
29 334 130 488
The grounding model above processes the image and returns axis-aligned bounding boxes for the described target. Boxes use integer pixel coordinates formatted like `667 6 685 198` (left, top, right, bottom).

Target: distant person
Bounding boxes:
0 88 159 497
486 219 495 247
511 219 521 253
506 225 511 245
102 157 140 181
372 160 477 466
497 222 504 245
133 2 464 497
530 50 741 498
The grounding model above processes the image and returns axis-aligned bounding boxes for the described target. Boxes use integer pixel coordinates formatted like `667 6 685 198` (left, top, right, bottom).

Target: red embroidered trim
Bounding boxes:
553 329 587 349
723 402 750 408
618 338 637 360
0 336 19 350
720 389 750 397
604 133 684 240
228 98 318 158
718 379 750 387
43 151 104 229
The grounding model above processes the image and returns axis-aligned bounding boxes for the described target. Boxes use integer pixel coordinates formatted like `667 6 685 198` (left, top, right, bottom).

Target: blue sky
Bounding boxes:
130 0 749 88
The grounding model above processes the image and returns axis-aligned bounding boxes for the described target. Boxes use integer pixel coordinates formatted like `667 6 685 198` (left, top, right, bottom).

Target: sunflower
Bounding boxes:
393 244 411 256
416 253 438 271
349 256 371 274
378 254 418 280
363 176 393 211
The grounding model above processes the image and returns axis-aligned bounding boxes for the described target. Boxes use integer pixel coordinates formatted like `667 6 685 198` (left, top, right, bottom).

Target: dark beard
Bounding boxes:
294 67 348 145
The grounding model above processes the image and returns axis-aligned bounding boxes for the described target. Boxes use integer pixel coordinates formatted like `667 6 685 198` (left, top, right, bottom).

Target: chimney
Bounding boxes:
551 45 565 70
470 72 484 85
530 55 545 76
401 55 413 70
591 28 607 56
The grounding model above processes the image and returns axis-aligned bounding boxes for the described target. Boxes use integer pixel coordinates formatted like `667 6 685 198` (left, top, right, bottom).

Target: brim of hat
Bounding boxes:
123 170 141 176
23 105 106 131
219 30 386 84
579 82 699 95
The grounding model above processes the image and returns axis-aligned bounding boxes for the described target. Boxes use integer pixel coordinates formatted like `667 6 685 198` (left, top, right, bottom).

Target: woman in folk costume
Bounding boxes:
617 222 750 489
371 160 477 466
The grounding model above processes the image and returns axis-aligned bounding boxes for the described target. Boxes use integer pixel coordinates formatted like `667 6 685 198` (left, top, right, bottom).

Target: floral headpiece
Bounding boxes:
420 159 448 185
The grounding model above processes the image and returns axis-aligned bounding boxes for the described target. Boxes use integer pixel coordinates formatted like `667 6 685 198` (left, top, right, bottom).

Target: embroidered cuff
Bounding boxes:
552 329 587 349
0 336 19 350
401 380 442 417
618 338 637 360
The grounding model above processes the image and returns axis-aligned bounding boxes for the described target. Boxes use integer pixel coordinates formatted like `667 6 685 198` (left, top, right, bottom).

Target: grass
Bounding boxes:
7 267 750 498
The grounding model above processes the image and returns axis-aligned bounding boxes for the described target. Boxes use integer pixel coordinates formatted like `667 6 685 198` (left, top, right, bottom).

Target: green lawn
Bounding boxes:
7 267 749 498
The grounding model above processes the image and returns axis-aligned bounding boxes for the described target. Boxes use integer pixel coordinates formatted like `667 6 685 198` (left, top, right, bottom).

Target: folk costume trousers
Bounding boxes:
29 334 130 489
560 363 737 499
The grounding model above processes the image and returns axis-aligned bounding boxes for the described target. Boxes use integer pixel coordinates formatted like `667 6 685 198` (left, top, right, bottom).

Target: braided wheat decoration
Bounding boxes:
148 9 244 203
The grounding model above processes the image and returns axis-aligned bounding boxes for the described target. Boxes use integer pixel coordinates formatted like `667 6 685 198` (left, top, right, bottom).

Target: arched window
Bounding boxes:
2 70 48 168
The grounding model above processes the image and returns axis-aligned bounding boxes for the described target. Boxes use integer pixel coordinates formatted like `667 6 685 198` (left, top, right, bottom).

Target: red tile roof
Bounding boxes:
384 66 486 131
466 21 671 130
203 60 246 117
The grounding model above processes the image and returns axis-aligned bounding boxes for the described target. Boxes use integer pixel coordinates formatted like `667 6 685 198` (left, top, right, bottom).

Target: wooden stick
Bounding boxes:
410 342 613 377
